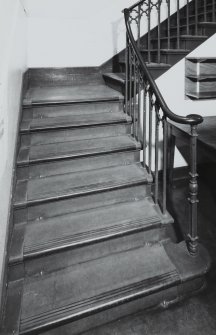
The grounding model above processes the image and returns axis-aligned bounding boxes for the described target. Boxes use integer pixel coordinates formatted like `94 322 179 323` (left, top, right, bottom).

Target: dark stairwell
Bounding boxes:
1 0 216 334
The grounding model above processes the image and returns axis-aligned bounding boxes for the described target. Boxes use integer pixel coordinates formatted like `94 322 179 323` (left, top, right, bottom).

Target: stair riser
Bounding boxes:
28 278 205 335
168 25 210 36
151 38 205 50
9 228 167 281
26 68 104 88
17 150 141 181
118 63 168 80
141 52 187 66
102 78 125 95
20 124 131 147
22 101 123 121
14 184 151 224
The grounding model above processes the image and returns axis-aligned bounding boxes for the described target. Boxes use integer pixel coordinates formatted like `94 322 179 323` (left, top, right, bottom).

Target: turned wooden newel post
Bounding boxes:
187 124 199 256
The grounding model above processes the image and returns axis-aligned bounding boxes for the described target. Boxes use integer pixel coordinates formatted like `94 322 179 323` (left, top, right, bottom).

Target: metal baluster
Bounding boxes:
148 0 151 63
129 45 133 119
204 0 207 22
195 0 198 35
137 68 141 140
148 90 153 173
187 125 199 256
167 0 171 49
162 118 168 214
154 104 159 205
125 35 129 115
133 53 137 137
177 0 180 49
157 1 161 63
143 85 147 167
137 5 141 49
213 0 215 22
186 0 189 35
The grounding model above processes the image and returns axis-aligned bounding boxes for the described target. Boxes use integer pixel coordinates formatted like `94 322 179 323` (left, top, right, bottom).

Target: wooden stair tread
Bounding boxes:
23 84 124 106
14 163 151 208
20 111 131 133
17 135 140 166
151 35 208 42
119 60 171 69
19 243 180 334
11 198 162 260
140 48 190 54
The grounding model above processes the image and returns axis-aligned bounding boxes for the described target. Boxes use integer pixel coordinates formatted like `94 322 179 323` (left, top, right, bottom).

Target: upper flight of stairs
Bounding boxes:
103 0 216 93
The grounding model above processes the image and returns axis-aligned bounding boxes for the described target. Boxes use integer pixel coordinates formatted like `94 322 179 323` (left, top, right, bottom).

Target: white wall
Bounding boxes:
156 33 216 167
23 0 191 68
0 0 27 304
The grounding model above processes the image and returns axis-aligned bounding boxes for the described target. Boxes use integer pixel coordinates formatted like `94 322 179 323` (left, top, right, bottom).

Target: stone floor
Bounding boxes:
82 163 216 335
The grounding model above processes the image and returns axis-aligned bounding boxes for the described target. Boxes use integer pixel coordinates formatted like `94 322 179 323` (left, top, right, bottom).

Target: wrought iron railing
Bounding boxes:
123 0 211 256
125 0 216 64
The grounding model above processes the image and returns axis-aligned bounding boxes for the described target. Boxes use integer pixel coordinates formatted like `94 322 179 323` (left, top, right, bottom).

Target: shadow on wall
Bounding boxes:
111 17 125 72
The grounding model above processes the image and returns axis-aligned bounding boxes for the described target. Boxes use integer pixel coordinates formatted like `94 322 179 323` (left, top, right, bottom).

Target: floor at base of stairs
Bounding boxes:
82 163 216 335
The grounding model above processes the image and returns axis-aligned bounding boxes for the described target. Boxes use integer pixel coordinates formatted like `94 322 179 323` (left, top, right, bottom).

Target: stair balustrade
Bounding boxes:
123 0 211 256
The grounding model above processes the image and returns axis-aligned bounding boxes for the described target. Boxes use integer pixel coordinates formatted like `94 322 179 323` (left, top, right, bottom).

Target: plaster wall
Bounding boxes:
0 0 27 304
22 0 191 67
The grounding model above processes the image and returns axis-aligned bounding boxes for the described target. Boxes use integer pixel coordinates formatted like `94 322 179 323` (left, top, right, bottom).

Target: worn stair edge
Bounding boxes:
20 113 132 134
20 272 180 335
2 242 210 335
17 135 140 167
16 150 141 181
7 241 209 335
23 96 124 108
14 164 152 209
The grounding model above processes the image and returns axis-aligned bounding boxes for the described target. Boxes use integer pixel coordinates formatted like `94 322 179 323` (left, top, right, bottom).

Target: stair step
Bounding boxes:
17 135 140 167
23 101 123 120
20 111 131 133
23 84 124 107
10 198 164 263
140 48 190 54
118 61 171 80
18 243 180 334
14 163 151 209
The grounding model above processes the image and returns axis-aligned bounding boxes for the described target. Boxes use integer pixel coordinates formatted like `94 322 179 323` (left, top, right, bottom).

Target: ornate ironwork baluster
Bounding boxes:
137 5 141 49
166 0 171 49
143 84 147 167
186 0 189 35
162 117 168 214
137 67 141 141
154 103 160 205
148 89 153 173
204 0 207 22
125 35 129 115
133 53 137 137
129 45 133 119
195 0 198 35
177 0 180 49
148 0 151 63
187 125 199 256
157 1 162 63
213 0 216 22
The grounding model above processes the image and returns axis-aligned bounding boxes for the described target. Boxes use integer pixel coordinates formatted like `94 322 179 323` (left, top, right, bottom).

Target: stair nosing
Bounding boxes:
23 215 161 259
14 173 151 209
23 96 124 108
17 143 141 167
20 270 180 334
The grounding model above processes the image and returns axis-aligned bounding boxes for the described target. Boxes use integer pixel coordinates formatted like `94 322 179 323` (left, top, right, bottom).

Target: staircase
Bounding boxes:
1 1 214 334
104 0 216 93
